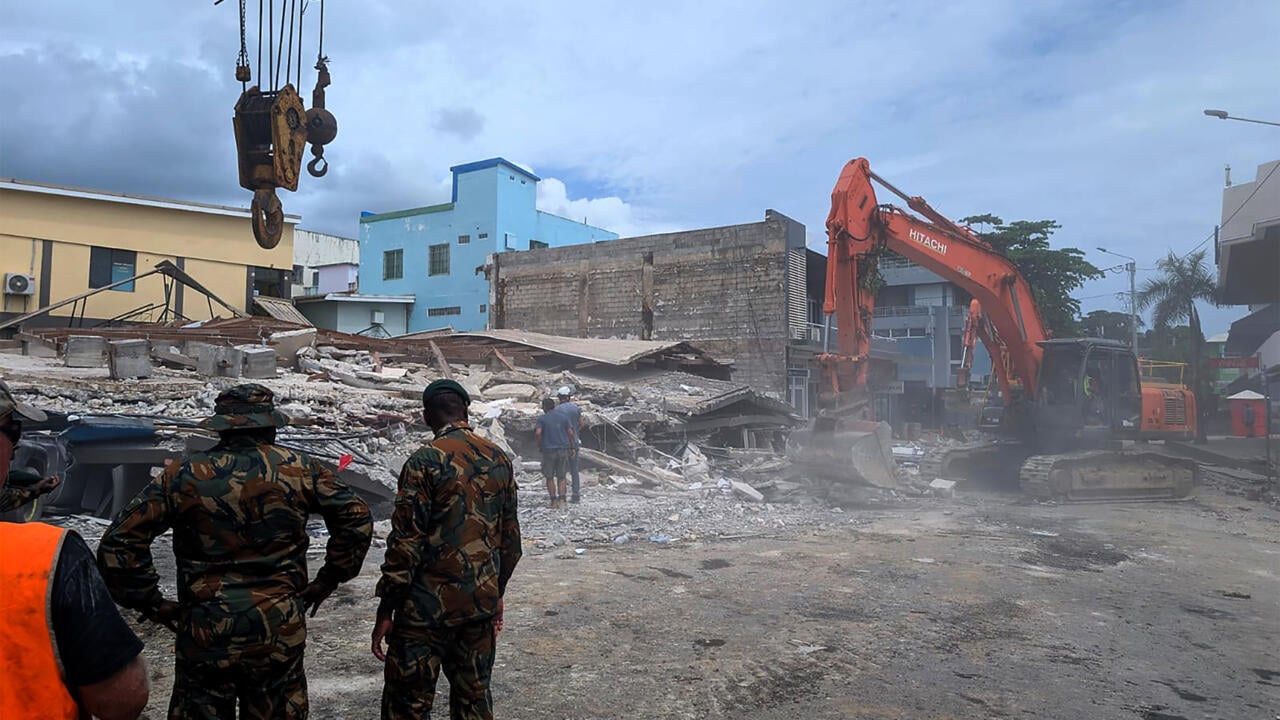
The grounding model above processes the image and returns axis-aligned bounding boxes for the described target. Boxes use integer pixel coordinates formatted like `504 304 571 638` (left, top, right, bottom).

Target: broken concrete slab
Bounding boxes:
485 383 541 402
268 328 318 362
730 480 765 503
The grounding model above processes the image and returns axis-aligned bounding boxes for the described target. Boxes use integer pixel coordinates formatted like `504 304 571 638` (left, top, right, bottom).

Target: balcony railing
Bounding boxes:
872 304 970 318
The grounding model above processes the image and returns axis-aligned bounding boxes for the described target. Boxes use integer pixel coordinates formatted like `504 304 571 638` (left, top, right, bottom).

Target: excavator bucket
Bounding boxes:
786 419 900 490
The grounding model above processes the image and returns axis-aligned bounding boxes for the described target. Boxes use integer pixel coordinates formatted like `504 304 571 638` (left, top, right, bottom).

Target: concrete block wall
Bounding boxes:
494 211 796 395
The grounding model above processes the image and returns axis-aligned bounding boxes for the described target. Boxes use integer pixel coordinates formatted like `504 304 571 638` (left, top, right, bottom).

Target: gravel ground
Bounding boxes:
56 481 1280 720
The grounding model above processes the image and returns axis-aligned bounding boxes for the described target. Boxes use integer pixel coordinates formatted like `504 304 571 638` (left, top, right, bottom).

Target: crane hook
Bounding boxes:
307 152 329 178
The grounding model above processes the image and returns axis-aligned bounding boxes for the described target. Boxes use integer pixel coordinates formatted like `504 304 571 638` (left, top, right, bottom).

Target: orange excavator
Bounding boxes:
808 157 1198 501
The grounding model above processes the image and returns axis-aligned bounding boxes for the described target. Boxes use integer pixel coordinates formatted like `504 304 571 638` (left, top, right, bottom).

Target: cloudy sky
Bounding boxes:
2 1 1277 334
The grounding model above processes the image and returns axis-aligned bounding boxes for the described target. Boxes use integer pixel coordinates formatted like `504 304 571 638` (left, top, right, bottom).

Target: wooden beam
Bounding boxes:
428 340 454 379
492 348 517 372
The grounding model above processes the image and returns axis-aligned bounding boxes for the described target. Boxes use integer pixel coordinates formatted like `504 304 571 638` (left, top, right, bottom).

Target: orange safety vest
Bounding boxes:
0 522 81 719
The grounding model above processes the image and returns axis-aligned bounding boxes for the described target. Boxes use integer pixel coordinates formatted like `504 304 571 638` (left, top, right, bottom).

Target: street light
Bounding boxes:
1097 247 1138 351
1203 109 1280 127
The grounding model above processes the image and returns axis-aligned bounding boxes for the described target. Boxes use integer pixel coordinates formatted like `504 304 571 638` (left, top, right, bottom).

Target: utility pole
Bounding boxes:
1127 260 1137 352
1098 247 1139 351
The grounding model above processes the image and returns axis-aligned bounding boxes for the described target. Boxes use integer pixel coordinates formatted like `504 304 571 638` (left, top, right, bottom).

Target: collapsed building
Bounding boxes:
1 317 818 524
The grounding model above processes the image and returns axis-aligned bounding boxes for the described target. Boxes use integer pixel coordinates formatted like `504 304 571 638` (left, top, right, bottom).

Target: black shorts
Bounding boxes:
541 449 569 480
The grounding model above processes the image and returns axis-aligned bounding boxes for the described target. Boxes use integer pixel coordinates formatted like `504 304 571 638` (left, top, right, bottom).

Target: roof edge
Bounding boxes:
0 178 301 222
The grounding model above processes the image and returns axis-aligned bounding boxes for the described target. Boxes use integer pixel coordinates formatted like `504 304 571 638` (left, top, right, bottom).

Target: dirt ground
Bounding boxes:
116 484 1279 720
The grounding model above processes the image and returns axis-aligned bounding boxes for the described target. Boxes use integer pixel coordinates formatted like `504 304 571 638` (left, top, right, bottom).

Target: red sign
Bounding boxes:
1209 356 1259 369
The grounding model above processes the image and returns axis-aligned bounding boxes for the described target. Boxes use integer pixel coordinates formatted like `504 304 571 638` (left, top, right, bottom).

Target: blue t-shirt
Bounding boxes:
554 402 582 445
536 410 574 451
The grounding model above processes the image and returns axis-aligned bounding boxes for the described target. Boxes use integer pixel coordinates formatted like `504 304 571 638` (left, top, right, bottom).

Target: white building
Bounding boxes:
292 229 359 297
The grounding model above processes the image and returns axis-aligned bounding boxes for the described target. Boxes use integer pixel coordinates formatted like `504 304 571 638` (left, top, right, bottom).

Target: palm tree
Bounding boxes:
1134 249 1218 443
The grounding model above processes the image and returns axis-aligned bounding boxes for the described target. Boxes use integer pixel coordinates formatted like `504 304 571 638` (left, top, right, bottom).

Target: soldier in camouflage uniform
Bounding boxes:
98 383 373 720
372 379 522 720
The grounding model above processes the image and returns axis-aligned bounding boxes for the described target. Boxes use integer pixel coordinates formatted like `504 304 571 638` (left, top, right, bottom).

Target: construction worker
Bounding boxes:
373 379 522 720
555 384 583 503
536 396 575 507
0 380 149 720
97 383 373 720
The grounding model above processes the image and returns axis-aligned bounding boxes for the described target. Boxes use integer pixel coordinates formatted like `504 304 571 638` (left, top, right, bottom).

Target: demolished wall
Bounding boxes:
492 210 801 397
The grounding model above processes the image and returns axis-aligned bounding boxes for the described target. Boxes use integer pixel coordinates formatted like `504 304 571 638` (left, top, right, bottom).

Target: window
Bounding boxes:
427 306 461 317
478 233 488 240
310 271 320 287
429 244 450 276
479 304 487 313
458 234 471 244
907 327 927 337
89 247 136 291
383 249 404 280
529 239 548 250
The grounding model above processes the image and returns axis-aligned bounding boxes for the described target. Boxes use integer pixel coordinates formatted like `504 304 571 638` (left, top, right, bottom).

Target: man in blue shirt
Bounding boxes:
535 397 574 508
554 386 584 503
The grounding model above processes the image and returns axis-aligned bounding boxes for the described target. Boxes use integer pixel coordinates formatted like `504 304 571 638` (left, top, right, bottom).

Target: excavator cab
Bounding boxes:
1035 339 1142 451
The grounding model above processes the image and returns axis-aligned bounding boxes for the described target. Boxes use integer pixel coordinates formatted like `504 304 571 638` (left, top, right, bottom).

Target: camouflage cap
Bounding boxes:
0 379 47 423
422 379 470 406
199 383 289 431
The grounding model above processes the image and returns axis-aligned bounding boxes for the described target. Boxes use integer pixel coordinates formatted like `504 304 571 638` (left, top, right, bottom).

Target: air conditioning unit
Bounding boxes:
371 309 385 325
4 273 36 296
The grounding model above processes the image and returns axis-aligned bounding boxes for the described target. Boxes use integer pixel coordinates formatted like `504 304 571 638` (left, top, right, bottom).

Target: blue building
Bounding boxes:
358 158 618 332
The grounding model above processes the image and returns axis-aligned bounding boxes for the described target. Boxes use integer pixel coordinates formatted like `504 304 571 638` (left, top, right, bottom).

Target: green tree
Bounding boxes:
1082 309 1144 342
1134 249 1218 443
961 214 1103 337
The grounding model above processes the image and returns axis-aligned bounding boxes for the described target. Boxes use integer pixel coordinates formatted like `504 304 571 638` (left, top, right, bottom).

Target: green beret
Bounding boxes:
422 379 470 406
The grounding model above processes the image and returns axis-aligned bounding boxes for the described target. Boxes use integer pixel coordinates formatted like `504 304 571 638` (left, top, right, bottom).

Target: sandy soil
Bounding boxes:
102 483 1280 720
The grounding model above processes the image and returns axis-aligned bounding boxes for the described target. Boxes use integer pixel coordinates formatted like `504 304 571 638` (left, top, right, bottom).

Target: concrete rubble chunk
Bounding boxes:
268 328 318 362
192 344 243 378
929 478 957 498
64 335 107 368
241 347 278 379
730 480 765 503
484 383 540 402
107 339 152 379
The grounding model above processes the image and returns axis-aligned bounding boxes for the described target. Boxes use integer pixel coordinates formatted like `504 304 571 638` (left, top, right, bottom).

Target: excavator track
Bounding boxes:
919 441 1030 489
1019 450 1199 502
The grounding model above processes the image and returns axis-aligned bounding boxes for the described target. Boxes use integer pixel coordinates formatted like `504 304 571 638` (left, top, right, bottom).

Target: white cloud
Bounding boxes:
534 176 675 239
2 0 1277 335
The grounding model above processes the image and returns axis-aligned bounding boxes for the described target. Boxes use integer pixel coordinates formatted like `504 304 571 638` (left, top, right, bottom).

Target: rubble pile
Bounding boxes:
4 321 874 527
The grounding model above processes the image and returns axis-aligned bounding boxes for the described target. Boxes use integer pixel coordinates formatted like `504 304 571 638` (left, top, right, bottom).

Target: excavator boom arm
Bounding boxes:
822 158 1051 404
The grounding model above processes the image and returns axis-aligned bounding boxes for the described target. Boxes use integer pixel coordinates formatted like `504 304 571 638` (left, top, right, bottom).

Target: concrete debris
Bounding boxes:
0 318 925 531
730 480 765 503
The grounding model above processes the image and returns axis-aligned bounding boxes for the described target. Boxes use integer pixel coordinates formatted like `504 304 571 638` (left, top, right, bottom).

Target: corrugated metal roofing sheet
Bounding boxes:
452 329 724 367
253 296 313 327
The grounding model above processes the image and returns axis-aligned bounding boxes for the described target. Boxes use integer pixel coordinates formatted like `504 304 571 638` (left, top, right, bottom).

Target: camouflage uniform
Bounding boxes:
0 379 50 514
0 469 41 513
377 419 522 720
97 384 373 720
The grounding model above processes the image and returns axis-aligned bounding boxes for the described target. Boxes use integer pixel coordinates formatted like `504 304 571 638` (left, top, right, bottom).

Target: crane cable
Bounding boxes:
236 0 249 89
256 0 263 88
